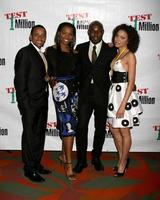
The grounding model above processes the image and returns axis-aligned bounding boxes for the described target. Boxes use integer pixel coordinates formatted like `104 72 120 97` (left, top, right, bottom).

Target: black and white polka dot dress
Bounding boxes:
107 60 143 128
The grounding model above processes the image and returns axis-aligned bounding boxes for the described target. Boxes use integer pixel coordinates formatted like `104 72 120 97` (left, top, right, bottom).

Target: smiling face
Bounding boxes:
59 25 75 48
114 29 128 49
88 23 104 44
30 27 46 49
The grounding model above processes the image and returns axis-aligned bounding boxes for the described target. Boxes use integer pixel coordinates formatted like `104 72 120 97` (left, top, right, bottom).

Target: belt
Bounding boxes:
112 71 128 83
56 75 75 81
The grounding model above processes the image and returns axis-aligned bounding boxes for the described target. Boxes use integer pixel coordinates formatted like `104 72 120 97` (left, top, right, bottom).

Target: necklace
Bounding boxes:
111 47 127 66
114 47 127 62
109 47 127 79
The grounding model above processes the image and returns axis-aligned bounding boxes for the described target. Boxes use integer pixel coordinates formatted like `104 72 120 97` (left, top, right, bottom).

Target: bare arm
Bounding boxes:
116 53 136 118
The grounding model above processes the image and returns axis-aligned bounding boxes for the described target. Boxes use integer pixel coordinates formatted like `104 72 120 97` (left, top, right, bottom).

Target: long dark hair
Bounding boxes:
54 22 76 52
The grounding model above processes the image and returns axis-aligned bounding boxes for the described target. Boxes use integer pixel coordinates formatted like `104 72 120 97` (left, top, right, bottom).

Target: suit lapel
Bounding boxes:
86 41 105 64
84 42 90 62
29 43 46 73
95 41 105 63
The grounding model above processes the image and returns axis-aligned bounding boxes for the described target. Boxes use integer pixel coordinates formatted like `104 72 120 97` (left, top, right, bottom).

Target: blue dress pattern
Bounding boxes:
52 76 78 137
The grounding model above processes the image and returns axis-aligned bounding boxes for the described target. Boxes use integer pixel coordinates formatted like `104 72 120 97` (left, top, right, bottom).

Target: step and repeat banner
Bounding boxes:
0 0 160 151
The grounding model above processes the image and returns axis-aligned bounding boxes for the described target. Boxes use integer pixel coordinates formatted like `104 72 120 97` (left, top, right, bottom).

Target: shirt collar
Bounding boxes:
90 40 103 49
31 42 41 52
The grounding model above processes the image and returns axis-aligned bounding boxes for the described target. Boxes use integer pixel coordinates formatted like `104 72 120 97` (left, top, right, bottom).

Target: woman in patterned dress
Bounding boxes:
45 22 79 180
108 24 143 177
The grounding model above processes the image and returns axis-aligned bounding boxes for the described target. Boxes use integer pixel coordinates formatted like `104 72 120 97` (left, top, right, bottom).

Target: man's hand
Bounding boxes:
48 77 57 88
107 42 114 47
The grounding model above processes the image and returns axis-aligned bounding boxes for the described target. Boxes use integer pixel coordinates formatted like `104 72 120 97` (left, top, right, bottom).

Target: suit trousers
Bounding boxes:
21 98 48 171
76 84 107 163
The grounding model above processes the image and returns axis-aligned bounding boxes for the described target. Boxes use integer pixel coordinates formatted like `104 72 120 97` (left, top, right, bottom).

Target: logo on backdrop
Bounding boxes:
6 87 16 103
66 12 90 30
0 58 5 66
46 121 59 137
128 13 159 31
4 11 35 30
153 125 160 140
0 127 8 136
137 88 155 104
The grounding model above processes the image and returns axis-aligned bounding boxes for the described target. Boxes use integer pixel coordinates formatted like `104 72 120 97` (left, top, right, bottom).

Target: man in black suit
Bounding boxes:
73 21 117 173
14 25 51 182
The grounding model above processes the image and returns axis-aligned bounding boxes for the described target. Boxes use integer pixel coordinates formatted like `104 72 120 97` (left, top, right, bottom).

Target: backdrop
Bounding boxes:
0 0 160 151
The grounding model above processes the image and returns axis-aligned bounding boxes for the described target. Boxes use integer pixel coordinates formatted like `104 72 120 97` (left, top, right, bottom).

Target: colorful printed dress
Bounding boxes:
45 46 79 137
107 60 143 128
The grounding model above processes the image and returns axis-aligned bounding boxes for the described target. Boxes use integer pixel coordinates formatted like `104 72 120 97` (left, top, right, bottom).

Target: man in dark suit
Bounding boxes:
73 21 117 173
14 25 51 182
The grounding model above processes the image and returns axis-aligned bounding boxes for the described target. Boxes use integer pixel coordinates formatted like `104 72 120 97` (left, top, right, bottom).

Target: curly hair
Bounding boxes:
112 24 140 53
54 22 76 52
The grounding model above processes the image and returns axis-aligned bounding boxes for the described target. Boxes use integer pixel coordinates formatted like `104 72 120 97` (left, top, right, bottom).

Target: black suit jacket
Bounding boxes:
14 43 48 111
76 41 117 105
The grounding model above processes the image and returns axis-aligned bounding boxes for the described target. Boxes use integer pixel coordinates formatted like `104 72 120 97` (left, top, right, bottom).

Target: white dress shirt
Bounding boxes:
88 40 102 62
88 41 102 83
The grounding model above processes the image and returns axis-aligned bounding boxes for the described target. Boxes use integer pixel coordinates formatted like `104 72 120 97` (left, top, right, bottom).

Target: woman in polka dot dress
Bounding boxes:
107 24 143 177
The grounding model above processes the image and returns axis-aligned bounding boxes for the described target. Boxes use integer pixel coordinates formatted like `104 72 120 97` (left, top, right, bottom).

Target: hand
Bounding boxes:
48 77 57 88
133 84 137 91
107 42 114 47
116 106 125 118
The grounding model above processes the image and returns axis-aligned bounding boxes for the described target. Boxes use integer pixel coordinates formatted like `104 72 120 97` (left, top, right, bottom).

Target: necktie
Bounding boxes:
92 45 97 63
39 51 48 73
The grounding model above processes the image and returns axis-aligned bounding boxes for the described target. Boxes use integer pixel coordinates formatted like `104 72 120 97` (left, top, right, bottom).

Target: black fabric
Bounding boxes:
14 43 49 170
45 46 80 79
75 41 117 162
112 71 128 83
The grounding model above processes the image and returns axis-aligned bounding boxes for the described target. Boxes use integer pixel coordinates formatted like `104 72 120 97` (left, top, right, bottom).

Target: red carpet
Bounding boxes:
0 151 160 200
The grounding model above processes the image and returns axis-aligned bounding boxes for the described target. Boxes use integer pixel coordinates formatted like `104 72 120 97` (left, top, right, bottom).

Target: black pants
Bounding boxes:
76 85 107 163
21 100 48 171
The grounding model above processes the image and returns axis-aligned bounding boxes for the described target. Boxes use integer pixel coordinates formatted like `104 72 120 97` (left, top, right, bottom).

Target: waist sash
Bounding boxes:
112 71 128 83
56 75 75 82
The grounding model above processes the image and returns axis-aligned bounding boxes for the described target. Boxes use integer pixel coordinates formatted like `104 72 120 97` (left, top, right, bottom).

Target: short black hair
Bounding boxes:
88 20 104 32
112 24 140 53
30 24 46 36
